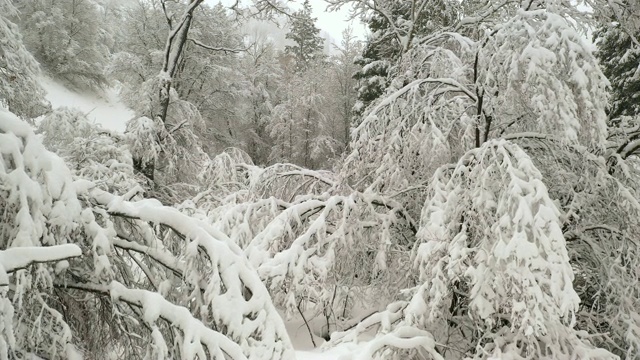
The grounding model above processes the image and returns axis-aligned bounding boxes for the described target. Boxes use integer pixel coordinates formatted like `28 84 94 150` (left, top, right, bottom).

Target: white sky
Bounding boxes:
209 0 368 49
297 1 367 42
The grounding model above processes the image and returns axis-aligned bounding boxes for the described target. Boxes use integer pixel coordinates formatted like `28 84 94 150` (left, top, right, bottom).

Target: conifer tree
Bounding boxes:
348 0 455 117
284 0 324 72
595 24 640 119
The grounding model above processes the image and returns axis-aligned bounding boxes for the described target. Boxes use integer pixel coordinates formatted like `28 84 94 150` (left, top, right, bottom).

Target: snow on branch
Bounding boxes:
477 8 608 149
0 106 94 358
0 245 81 284
187 38 247 53
353 326 443 360
56 280 247 359
84 187 295 360
245 191 415 314
407 139 614 358
249 163 339 201
109 281 247 360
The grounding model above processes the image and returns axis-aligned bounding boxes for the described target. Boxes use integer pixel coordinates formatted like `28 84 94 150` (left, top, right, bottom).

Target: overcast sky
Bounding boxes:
295 1 367 42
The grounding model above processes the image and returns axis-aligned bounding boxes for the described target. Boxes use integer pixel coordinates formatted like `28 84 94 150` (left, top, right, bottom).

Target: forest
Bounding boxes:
1 0 640 359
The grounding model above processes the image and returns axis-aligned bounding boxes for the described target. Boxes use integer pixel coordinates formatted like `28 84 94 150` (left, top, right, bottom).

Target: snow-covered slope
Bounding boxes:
39 76 133 132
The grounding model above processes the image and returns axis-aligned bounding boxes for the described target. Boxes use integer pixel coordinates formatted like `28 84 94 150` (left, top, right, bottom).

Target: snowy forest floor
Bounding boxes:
39 76 368 360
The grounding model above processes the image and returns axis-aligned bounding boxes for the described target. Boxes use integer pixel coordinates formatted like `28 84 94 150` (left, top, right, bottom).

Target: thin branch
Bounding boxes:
186 38 247 54
112 236 184 278
297 298 317 348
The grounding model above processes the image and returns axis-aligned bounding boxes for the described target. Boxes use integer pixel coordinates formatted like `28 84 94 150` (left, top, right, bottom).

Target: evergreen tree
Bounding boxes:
594 25 640 169
349 0 456 117
351 6 403 117
595 24 640 119
284 0 324 72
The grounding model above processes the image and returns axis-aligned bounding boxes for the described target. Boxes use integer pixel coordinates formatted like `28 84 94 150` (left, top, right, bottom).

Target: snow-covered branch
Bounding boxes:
187 38 246 53
84 187 295 359
109 281 247 360
56 281 248 359
0 245 82 284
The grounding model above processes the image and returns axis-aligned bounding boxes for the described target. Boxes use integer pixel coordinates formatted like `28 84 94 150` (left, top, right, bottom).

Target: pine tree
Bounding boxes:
595 24 640 119
284 0 325 72
348 0 456 117
594 25 640 168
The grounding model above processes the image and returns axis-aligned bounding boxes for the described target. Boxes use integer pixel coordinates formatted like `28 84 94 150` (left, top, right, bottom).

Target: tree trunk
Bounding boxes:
157 0 204 125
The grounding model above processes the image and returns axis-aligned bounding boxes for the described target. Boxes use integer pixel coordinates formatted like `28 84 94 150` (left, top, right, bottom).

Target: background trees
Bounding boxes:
266 1 340 169
0 0 49 118
14 0 110 89
239 27 283 165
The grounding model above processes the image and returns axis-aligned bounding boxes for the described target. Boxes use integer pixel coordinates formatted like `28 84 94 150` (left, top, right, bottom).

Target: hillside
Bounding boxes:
39 77 133 132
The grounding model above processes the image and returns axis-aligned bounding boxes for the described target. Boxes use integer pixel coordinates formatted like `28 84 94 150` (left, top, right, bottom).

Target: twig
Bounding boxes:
297 298 317 348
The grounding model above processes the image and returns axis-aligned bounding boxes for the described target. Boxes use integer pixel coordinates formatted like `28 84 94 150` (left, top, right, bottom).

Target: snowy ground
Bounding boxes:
40 77 364 359
39 76 133 132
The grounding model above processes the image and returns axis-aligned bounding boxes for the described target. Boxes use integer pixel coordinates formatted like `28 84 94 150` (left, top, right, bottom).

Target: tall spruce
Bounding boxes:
351 0 455 118
284 0 324 72
595 24 640 119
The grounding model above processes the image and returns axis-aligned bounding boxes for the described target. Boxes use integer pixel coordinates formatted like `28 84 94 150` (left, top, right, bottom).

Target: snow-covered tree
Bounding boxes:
594 22 640 170
329 27 363 151
1 101 297 358
339 0 456 118
595 24 640 119
268 63 339 169
15 0 110 89
0 0 49 118
240 28 283 165
285 0 325 72
114 1 263 188
173 3 246 155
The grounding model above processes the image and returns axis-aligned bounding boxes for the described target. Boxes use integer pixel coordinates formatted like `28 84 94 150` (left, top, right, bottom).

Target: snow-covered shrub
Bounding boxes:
39 107 142 195
0 105 83 358
38 107 98 153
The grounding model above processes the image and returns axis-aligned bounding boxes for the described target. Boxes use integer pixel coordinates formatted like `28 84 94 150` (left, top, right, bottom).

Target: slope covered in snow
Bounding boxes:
39 76 133 132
